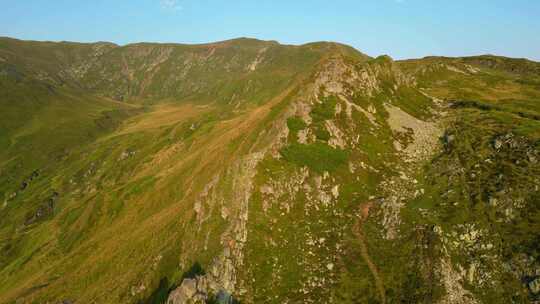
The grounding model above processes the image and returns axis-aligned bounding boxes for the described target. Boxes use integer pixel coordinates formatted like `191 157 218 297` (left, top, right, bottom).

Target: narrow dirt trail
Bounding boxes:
353 202 386 304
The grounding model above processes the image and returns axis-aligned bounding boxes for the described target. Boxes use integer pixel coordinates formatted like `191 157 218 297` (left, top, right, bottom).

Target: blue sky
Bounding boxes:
1 0 539 61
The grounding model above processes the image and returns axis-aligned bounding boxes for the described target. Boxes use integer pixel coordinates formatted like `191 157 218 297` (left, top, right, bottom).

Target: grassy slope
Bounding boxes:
239 54 540 304
0 38 357 303
1 36 539 304
398 56 540 303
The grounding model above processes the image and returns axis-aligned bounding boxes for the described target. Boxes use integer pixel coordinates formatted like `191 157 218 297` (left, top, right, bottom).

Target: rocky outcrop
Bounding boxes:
378 101 442 239
530 277 540 295
24 191 59 226
167 152 263 304
438 259 479 304
384 103 442 162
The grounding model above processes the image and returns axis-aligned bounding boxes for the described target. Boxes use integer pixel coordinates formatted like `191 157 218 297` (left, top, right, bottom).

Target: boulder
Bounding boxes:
529 277 540 295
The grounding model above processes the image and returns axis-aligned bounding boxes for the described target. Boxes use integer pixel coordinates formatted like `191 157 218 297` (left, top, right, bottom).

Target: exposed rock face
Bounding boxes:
24 191 59 226
438 259 479 304
313 56 413 99
167 278 211 304
378 101 443 239
530 277 540 295
384 103 442 162
167 153 263 304
247 47 267 71
325 120 346 149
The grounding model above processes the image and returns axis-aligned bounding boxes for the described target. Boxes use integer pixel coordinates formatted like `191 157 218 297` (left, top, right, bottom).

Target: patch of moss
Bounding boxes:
286 117 307 133
280 143 348 173
313 123 331 141
311 96 337 122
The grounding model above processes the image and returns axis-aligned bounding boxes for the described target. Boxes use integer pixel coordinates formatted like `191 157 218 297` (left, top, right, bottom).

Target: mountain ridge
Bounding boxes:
4 35 539 63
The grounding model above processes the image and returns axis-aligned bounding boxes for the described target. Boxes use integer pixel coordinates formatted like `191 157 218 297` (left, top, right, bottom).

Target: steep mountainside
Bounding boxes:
0 37 539 304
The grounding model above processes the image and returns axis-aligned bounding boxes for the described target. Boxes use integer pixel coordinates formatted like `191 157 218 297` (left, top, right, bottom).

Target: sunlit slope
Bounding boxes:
0 36 369 103
0 37 539 304
0 38 350 303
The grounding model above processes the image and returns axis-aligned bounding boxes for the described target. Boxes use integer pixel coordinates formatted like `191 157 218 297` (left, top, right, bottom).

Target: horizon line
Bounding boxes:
1 35 538 63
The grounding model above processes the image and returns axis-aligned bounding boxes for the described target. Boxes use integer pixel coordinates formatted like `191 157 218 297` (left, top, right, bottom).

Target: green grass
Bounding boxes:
311 96 338 122
280 143 348 173
286 117 307 133
313 123 331 141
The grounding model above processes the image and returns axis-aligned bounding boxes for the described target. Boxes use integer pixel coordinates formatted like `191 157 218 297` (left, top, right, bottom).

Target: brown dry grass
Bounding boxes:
118 103 211 135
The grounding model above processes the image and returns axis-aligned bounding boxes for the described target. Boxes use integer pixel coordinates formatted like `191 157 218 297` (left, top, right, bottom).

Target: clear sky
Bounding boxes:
1 0 539 61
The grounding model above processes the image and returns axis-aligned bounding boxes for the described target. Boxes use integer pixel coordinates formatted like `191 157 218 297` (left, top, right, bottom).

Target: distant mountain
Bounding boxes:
0 37 539 304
